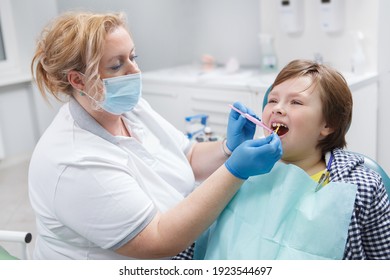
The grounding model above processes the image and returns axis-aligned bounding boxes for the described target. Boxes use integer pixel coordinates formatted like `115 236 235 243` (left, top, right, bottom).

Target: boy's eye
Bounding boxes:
291 100 303 105
268 99 277 104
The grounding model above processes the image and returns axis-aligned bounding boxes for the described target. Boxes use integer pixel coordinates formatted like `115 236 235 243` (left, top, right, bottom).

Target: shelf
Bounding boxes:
143 65 378 92
0 71 31 88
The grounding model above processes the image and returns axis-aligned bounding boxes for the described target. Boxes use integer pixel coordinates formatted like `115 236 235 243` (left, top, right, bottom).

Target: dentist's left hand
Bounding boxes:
226 101 257 152
225 133 283 180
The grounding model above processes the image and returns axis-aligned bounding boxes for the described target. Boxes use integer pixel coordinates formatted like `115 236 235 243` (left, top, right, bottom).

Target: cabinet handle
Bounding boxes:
143 91 178 98
191 96 238 103
192 107 228 114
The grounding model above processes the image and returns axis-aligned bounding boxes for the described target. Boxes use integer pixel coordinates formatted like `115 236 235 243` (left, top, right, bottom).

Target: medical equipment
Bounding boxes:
315 152 334 192
352 152 390 200
101 72 142 114
320 0 345 33
258 34 277 72
279 0 304 34
274 124 281 134
351 31 366 74
228 104 273 133
0 230 32 259
185 114 209 140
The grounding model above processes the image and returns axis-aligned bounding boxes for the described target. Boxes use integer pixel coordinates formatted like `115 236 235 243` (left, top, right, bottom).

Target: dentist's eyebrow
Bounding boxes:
107 47 136 64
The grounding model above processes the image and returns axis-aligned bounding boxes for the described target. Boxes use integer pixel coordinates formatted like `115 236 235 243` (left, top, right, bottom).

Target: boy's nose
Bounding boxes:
272 104 286 116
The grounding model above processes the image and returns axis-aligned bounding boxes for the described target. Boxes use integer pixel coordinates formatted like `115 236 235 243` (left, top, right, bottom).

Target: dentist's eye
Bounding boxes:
130 55 138 63
110 64 122 71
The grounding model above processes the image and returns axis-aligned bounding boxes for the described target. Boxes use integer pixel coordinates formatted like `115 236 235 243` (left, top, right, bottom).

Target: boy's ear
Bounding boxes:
320 124 335 138
67 70 85 91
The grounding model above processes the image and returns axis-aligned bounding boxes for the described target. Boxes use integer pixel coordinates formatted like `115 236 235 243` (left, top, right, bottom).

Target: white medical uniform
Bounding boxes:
28 97 196 259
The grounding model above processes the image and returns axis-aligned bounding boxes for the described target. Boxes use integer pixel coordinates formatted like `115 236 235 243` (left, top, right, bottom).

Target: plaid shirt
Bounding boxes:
330 148 390 259
172 243 194 260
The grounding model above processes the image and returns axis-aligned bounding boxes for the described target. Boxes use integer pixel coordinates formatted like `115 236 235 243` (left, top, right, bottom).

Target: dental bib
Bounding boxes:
194 162 357 260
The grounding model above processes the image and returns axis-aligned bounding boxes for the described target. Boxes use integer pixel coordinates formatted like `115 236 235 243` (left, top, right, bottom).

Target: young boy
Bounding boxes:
195 59 390 259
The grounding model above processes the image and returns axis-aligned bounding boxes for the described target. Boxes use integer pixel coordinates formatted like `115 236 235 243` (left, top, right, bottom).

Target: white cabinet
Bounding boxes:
142 66 270 137
141 83 189 131
142 65 378 159
143 82 263 136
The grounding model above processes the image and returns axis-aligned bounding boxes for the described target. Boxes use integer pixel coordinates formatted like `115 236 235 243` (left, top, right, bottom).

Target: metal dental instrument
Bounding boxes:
315 153 334 192
228 104 274 133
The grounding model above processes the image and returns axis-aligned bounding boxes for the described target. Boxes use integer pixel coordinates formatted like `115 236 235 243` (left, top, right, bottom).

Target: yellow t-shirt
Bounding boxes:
311 169 330 186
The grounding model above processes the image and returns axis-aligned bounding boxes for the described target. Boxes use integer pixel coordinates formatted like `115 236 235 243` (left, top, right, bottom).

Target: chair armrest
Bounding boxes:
0 230 32 243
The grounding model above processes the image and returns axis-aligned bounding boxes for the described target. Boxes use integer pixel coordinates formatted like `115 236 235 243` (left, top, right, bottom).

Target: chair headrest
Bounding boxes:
262 85 273 112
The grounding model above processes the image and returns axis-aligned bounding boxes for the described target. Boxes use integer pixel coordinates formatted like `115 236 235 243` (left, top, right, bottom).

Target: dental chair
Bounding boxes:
351 152 390 198
0 230 32 260
262 86 390 200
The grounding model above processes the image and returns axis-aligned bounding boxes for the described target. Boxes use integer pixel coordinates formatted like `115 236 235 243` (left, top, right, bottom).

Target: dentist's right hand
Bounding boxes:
225 133 282 180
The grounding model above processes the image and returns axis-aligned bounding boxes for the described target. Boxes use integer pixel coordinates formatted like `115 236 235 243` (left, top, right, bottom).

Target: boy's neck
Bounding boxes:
282 153 326 176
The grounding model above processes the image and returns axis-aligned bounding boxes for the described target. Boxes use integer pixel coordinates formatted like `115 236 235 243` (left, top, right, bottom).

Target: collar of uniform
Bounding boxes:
69 97 120 145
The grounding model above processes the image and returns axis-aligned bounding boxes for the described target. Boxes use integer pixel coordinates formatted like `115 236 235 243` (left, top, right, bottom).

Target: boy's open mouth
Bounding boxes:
271 123 289 136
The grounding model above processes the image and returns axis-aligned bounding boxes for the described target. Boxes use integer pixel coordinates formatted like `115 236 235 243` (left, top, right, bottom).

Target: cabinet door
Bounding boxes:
143 82 268 138
185 87 253 136
142 83 190 132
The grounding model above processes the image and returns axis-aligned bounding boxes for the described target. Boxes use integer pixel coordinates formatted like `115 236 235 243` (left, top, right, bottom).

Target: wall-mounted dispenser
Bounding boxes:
319 0 345 33
259 34 277 72
279 0 304 34
350 31 366 74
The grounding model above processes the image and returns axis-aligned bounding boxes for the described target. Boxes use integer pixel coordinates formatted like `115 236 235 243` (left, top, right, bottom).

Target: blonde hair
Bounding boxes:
31 11 129 102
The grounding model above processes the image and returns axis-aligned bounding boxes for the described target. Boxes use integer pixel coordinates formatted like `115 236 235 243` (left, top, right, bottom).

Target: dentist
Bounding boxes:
29 11 282 260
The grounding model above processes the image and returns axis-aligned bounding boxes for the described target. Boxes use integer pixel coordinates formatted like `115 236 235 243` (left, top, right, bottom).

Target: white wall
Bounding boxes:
191 0 261 67
0 0 59 162
57 0 196 72
260 0 378 72
57 0 261 71
377 0 390 172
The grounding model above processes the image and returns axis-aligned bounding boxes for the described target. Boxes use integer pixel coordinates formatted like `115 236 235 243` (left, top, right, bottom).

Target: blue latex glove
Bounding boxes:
226 101 257 152
225 133 283 180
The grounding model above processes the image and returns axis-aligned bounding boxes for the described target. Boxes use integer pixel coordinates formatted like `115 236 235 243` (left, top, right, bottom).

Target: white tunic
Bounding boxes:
28 97 195 259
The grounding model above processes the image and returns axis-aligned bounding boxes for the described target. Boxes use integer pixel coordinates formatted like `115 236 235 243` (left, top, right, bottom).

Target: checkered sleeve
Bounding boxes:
171 243 194 260
332 150 390 259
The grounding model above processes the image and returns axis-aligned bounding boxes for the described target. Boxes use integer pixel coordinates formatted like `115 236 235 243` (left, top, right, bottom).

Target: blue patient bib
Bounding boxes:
194 162 357 260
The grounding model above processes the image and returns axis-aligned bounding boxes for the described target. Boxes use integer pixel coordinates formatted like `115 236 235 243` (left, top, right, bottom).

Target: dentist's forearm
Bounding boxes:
187 141 229 181
116 165 243 259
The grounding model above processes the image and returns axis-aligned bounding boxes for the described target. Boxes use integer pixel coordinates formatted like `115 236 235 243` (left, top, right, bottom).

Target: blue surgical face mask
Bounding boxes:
100 72 142 115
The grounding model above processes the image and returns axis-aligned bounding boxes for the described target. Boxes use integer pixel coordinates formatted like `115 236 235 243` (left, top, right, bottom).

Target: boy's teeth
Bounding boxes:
272 123 287 127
